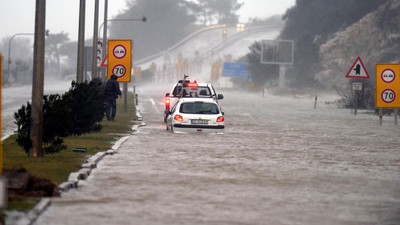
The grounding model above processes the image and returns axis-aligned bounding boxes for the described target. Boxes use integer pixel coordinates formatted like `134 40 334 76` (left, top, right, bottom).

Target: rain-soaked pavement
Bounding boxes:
35 84 400 225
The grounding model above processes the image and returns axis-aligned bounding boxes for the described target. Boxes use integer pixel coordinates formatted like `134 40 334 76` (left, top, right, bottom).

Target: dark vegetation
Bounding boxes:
279 0 384 89
241 0 398 111
4 93 137 213
14 79 106 155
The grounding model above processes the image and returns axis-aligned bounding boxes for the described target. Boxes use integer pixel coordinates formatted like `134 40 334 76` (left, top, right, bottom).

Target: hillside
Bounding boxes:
316 0 400 88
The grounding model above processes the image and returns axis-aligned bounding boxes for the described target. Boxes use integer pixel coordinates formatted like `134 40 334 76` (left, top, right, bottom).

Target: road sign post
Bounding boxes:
261 40 294 88
107 40 132 112
352 82 362 115
345 57 370 116
375 64 400 125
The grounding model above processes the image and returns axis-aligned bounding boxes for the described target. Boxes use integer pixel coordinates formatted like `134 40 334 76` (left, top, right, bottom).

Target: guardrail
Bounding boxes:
133 24 282 67
133 24 227 66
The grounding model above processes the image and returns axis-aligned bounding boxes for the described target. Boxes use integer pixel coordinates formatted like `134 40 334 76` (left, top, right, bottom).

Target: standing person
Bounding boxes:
104 74 122 121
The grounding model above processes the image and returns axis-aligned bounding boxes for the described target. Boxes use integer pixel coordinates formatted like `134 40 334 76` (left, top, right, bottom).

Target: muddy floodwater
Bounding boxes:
35 85 400 225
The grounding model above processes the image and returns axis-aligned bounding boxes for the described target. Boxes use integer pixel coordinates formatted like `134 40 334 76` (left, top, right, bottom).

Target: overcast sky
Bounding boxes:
0 0 295 43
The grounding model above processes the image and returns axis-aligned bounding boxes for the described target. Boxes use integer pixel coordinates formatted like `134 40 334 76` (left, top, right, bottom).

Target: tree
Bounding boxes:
58 41 78 77
195 0 242 24
279 0 385 88
109 0 243 60
45 32 70 78
246 41 279 87
110 0 197 60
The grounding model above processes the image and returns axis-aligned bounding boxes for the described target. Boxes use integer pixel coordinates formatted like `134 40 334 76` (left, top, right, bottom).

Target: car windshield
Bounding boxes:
180 102 219 114
172 86 212 97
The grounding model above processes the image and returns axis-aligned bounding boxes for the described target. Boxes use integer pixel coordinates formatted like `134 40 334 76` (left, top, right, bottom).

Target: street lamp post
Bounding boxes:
7 30 49 84
98 16 146 79
98 16 147 38
7 33 34 83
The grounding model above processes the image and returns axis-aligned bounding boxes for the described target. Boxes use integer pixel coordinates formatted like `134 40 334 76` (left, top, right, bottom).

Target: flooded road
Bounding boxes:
36 85 400 225
2 79 72 140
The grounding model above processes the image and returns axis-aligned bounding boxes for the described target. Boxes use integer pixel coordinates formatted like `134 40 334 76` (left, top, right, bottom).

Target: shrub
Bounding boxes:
14 94 70 154
63 79 106 136
14 78 106 155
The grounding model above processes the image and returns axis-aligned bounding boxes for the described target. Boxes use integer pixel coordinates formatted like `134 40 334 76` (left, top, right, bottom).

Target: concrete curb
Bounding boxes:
16 198 51 225
58 134 133 193
16 104 143 225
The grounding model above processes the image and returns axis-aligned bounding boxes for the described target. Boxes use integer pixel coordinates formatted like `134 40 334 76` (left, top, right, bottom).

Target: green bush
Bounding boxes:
63 79 106 136
14 78 106 155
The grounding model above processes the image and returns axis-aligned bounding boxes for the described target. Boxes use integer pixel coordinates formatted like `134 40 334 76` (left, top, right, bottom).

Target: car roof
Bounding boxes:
175 82 210 87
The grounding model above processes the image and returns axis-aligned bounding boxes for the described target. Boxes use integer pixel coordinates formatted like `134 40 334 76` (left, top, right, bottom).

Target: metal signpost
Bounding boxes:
345 57 370 115
261 40 294 88
352 82 362 115
375 64 400 125
107 40 132 112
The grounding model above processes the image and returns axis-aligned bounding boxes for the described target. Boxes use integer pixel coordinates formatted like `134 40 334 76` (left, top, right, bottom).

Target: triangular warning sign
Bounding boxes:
100 54 108 67
345 56 370 79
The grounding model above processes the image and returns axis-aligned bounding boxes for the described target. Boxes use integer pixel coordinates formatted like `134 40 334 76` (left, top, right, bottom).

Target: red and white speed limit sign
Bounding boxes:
113 45 127 59
381 69 395 83
112 64 126 77
381 89 396 103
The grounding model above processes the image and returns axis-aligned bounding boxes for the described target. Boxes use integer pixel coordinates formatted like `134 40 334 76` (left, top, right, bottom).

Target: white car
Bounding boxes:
164 79 223 123
165 98 225 134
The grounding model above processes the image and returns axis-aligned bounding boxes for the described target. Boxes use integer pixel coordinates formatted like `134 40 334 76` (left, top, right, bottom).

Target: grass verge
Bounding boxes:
2 93 137 212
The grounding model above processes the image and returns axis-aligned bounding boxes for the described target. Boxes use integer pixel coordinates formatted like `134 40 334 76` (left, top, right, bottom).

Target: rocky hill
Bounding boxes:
316 0 400 88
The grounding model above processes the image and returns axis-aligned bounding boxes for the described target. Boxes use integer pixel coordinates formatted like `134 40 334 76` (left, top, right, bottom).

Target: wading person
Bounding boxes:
105 74 122 121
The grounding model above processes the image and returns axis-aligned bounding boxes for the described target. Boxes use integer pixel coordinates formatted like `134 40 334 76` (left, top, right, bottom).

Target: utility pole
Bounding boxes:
30 0 46 157
92 0 99 79
102 0 108 80
76 0 85 83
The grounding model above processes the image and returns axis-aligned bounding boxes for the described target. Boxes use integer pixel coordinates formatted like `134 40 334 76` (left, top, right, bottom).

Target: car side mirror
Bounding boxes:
222 111 225 115
165 93 170 97
217 94 224 100
164 110 171 115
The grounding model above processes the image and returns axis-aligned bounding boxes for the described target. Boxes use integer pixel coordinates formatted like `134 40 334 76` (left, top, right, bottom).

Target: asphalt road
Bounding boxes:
36 84 400 225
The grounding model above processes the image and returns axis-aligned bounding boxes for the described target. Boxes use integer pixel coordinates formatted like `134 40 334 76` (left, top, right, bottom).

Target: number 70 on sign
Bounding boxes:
113 64 126 77
375 64 400 108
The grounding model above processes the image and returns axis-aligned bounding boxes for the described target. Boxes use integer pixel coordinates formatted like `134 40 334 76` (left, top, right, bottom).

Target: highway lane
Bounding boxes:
36 84 400 225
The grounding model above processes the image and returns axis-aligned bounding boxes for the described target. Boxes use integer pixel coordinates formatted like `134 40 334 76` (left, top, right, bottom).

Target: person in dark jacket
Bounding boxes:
104 74 122 120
